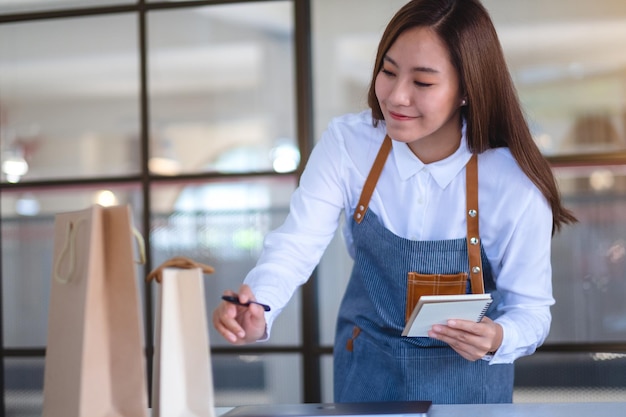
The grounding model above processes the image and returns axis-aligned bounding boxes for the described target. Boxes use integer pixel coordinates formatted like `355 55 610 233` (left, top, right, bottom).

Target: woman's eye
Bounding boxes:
381 68 395 77
415 81 433 87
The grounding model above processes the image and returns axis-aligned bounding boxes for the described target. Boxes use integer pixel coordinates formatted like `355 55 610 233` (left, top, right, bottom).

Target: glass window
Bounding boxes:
147 1 297 176
1 185 144 348
212 353 302 406
320 355 334 403
150 176 300 347
311 0 407 138
0 14 141 182
0 0 132 15
2 354 303 414
484 0 626 156
514 352 626 402
4 357 45 417
549 166 626 343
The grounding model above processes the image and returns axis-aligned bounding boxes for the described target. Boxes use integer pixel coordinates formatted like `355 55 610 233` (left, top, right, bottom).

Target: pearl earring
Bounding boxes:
461 99 467 106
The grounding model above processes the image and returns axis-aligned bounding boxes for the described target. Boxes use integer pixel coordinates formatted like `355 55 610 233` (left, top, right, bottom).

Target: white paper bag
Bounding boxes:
151 265 216 417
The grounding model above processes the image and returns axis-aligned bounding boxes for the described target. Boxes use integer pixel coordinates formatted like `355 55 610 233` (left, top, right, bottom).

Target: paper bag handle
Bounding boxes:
54 218 86 284
146 256 215 283
133 227 146 265
54 219 146 284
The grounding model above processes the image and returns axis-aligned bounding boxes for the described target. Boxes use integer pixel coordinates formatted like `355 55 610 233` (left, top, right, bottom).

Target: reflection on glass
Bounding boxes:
0 185 144 348
147 2 296 175
550 166 626 343
0 14 140 181
150 177 300 347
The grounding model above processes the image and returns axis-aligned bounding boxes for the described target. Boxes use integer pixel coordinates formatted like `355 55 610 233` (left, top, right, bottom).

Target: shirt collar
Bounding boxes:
391 120 472 189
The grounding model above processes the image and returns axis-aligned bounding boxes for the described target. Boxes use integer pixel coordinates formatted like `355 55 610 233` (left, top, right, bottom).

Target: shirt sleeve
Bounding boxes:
487 185 555 364
244 128 347 339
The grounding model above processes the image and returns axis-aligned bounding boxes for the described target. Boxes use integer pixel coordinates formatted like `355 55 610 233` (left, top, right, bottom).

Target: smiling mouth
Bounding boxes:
389 111 417 120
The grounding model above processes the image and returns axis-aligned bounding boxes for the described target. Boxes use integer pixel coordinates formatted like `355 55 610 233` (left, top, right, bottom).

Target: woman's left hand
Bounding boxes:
427 316 502 361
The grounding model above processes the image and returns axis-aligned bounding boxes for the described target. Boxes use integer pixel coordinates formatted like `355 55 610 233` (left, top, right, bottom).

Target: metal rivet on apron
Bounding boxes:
470 237 478 245
359 205 365 211
356 213 362 219
468 209 477 217
472 266 481 274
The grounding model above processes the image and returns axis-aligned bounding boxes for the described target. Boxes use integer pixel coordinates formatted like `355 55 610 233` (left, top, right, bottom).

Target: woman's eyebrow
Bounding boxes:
383 55 439 74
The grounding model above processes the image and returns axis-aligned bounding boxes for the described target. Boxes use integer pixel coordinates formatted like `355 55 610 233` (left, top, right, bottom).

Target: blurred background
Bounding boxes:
1 0 626 415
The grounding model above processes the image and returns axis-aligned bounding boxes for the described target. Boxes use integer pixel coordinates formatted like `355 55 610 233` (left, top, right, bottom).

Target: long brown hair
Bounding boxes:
367 0 577 233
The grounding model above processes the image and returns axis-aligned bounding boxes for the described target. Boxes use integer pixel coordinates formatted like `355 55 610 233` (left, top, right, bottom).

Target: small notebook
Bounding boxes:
402 293 493 337
221 401 432 417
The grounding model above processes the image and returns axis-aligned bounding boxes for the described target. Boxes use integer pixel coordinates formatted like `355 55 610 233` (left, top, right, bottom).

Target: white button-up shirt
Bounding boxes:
245 110 554 364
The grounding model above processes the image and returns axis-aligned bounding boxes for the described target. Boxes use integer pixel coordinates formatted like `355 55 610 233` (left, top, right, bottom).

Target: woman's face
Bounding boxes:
375 26 464 163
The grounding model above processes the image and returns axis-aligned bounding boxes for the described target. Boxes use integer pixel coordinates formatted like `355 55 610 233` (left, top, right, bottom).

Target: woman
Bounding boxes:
213 0 576 404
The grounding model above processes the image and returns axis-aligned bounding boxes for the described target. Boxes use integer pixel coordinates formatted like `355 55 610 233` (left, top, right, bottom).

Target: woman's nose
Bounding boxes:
388 79 411 106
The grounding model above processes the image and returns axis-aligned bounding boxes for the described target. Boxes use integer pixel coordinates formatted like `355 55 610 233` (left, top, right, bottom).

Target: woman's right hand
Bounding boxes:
212 284 267 345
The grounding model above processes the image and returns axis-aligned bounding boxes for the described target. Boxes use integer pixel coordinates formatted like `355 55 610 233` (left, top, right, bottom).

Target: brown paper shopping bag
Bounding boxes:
147 257 216 417
42 204 149 417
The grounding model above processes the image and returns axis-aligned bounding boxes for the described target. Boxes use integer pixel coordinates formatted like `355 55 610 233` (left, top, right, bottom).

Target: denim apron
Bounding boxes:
333 136 514 404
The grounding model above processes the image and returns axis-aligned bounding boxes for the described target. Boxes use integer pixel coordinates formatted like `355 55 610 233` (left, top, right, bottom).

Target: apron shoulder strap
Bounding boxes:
351 136 485 294
465 154 485 294
353 135 392 223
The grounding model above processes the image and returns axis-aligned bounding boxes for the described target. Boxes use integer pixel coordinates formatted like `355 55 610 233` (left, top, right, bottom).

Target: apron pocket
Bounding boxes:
337 330 398 402
406 272 468 323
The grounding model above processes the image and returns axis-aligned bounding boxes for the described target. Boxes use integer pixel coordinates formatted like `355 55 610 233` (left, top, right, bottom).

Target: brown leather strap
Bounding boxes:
353 135 392 223
352 136 484 294
465 154 485 294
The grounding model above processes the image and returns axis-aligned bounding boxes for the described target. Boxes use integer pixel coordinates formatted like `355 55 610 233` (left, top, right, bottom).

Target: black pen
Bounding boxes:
221 295 271 312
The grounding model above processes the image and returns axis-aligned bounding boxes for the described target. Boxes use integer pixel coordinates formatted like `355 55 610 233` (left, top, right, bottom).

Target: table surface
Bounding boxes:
217 402 625 417
426 402 624 416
